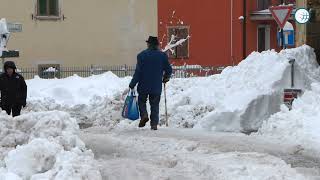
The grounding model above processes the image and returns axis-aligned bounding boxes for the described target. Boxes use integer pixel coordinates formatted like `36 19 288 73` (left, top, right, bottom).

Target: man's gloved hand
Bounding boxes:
129 85 133 89
163 77 170 83
122 88 130 97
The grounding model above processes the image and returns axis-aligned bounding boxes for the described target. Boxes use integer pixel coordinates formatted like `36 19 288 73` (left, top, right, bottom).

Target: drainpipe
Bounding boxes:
231 0 234 66
242 0 247 60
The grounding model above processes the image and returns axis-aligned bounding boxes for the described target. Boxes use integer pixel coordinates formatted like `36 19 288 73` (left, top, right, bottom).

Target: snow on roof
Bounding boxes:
251 8 296 15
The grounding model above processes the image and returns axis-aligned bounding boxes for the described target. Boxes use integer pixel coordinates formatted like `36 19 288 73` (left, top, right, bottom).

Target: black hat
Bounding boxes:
4 61 16 70
146 36 159 45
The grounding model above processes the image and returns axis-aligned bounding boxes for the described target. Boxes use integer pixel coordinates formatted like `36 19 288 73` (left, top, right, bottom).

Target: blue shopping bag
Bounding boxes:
122 90 140 121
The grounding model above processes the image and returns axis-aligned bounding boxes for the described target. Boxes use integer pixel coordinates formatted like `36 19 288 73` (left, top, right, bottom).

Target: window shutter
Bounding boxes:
264 0 271 9
38 0 48 16
49 0 59 16
258 27 266 52
257 0 270 10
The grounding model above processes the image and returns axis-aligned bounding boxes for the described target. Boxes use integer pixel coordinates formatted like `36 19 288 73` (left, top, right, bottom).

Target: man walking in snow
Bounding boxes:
129 36 172 130
0 61 27 117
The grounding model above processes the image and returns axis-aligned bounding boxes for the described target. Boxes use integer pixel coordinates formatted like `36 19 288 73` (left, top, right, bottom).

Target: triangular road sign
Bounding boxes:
269 6 293 29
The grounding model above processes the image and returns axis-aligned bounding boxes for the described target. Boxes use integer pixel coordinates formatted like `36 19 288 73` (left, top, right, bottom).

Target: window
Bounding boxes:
167 26 189 59
36 0 60 18
257 0 271 10
257 25 270 52
285 0 296 4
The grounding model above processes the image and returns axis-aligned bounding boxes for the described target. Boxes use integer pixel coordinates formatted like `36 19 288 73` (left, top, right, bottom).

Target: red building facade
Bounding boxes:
158 0 296 67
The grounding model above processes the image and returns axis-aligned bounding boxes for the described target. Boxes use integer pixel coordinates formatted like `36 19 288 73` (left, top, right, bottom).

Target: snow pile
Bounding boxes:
281 45 320 82
0 111 101 179
24 94 125 128
165 45 318 132
27 72 130 106
25 71 130 127
258 82 320 154
25 46 319 133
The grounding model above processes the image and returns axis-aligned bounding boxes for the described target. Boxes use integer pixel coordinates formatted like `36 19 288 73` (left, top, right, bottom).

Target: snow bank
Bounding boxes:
24 94 125 128
0 111 101 179
165 45 318 132
258 82 320 155
25 46 319 133
27 72 130 106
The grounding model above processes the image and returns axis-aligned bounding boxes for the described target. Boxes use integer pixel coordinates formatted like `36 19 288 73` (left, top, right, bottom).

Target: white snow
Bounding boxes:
0 111 101 179
162 45 318 132
27 72 130 106
24 45 319 133
1 45 320 179
43 67 58 72
255 47 320 156
82 127 308 180
258 82 320 156
5 138 62 179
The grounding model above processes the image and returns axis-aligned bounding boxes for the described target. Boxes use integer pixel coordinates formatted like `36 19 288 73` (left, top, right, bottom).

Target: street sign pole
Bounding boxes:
280 0 285 49
281 28 285 49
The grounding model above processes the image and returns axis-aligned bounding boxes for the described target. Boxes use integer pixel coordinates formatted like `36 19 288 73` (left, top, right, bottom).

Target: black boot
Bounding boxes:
151 125 158 130
138 116 149 128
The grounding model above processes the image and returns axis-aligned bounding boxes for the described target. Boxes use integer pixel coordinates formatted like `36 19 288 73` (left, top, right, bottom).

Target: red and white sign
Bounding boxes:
269 6 294 29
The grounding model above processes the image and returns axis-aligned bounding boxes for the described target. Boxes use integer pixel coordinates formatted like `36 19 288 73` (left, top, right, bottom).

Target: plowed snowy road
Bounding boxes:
81 127 320 180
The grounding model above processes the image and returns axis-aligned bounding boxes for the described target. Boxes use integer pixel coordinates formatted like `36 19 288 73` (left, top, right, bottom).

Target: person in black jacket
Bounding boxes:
0 61 27 117
129 36 172 130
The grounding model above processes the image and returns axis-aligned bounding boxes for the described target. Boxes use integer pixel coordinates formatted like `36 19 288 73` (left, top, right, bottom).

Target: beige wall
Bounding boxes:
0 0 157 68
295 0 307 47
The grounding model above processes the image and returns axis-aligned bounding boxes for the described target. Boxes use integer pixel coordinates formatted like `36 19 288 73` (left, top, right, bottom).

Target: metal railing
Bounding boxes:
16 65 226 80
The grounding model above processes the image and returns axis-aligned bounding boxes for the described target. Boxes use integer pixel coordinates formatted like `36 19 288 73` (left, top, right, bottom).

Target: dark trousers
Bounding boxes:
2 104 22 117
138 94 161 126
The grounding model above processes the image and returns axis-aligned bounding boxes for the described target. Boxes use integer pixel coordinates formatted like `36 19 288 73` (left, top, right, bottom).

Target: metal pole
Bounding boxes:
289 59 295 88
281 29 285 49
280 0 285 49
242 0 247 59
164 83 168 127
231 0 234 66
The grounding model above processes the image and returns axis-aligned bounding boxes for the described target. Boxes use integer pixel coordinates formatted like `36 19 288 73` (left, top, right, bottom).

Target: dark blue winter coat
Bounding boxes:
129 48 172 95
